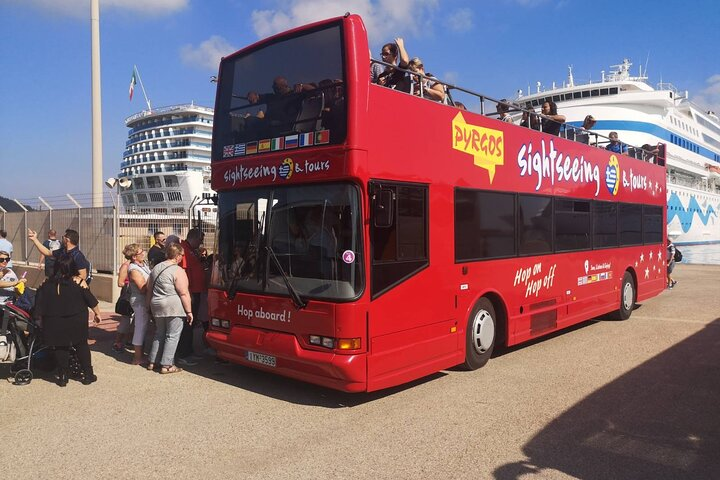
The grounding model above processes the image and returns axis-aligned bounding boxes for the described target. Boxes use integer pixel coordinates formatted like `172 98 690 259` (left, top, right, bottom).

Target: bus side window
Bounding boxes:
370 182 428 298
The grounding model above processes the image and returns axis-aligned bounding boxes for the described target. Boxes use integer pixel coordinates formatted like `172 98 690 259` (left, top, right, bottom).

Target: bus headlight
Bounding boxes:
211 318 221 327
221 320 231 329
308 335 361 350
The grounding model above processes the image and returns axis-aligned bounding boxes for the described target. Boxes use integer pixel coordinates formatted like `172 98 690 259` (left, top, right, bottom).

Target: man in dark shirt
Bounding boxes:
28 228 90 280
147 231 167 268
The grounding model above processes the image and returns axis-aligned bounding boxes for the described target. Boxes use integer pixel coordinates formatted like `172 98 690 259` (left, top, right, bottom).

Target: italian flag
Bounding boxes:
129 69 137 101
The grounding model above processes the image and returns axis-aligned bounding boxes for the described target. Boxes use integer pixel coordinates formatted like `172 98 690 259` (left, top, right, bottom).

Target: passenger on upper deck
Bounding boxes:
540 100 565 136
582 115 596 130
374 38 410 92
641 143 660 163
606 131 629 154
520 103 540 131
408 57 445 102
454 102 467 110
497 100 514 123
245 76 303 136
566 114 596 143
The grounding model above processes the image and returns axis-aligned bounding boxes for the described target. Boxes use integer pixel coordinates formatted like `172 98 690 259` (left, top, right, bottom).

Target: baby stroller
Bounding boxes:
1 292 81 385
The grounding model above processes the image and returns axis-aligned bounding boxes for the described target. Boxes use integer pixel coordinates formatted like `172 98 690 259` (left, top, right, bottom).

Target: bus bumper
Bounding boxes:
205 327 368 392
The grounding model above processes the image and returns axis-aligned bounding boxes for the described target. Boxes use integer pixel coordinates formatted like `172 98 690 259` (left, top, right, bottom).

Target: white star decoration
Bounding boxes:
640 253 645 263
649 251 654 260
644 267 650 279
657 249 662 260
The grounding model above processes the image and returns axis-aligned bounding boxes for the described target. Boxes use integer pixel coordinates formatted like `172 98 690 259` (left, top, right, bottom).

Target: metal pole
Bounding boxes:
38 196 53 232
112 191 119 302
91 0 103 207
13 199 28 264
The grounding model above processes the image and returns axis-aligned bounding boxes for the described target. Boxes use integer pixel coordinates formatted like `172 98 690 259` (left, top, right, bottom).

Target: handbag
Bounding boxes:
1 315 17 363
114 284 134 316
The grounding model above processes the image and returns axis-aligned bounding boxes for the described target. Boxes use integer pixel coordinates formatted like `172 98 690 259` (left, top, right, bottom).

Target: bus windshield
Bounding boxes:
212 22 347 159
212 183 363 301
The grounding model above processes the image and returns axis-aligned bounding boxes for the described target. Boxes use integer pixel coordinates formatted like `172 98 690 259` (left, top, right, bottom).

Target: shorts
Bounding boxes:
667 262 675 274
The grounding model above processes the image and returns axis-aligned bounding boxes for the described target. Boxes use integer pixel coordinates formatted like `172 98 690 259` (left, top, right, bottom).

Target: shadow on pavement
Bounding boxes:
493 317 720 480
89 312 445 408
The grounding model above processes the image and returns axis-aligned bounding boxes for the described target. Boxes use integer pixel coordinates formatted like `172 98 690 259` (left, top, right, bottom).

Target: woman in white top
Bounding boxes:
0 250 26 304
123 243 151 365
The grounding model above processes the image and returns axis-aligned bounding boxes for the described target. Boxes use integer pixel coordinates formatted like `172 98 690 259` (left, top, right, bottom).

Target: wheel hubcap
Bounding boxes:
623 282 634 310
471 309 495 354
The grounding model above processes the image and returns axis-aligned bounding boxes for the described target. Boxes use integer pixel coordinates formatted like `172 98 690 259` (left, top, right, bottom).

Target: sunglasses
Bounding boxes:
0 257 9 262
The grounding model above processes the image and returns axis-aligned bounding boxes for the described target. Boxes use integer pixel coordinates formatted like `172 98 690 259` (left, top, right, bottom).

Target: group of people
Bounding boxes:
371 43 662 162
235 75 345 142
0 228 99 386
0 226 213 386
371 37 446 103
113 228 210 376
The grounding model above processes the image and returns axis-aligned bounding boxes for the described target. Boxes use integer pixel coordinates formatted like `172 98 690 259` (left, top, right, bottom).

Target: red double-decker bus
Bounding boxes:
206 14 667 392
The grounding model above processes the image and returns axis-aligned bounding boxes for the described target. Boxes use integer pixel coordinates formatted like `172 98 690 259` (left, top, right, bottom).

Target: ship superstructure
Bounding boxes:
513 59 720 244
119 103 214 214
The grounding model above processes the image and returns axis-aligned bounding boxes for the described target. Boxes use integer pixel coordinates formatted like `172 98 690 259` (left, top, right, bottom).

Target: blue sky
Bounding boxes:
2 0 719 206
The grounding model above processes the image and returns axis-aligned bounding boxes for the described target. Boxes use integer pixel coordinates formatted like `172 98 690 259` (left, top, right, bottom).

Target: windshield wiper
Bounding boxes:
265 245 307 310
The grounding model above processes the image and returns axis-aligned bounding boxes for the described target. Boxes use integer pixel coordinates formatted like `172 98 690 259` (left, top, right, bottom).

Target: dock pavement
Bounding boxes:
2 263 719 479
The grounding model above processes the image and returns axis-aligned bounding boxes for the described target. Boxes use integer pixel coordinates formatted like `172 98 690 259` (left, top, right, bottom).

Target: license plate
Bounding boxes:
246 351 276 368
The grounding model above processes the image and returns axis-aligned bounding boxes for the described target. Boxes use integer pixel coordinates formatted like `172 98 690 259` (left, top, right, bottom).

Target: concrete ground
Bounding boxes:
2 264 719 479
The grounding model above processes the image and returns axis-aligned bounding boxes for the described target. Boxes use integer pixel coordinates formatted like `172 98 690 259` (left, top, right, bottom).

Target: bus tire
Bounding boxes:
614 271 636 320
463 297 496 370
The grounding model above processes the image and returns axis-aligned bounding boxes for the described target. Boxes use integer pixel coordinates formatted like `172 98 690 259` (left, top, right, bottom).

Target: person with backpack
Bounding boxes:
666 239 679 289
28 228 91 283
39 229 62 277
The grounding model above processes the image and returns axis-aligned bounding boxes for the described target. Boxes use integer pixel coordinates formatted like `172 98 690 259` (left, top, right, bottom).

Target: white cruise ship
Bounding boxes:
512 59 720 245
119 103 215 214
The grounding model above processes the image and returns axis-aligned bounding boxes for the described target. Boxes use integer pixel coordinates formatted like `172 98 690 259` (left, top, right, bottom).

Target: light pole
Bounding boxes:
105 177 131 299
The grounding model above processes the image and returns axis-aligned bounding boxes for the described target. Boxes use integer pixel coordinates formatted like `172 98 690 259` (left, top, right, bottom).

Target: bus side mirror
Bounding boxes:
373 189 394 227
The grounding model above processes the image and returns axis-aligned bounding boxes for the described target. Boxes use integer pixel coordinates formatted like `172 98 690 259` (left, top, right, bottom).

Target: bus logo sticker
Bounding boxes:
342 250 355 264
605 155 620 195
451 112 504 183
578 261 613 285
279 158 294 180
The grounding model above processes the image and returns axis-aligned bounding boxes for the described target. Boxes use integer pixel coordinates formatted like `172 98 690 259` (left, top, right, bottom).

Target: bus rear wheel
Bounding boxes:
614 271 636 320
463 298 496 370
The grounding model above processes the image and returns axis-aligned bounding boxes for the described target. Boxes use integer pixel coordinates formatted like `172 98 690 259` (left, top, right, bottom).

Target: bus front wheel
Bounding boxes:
463 298 496 370
614 271 636 320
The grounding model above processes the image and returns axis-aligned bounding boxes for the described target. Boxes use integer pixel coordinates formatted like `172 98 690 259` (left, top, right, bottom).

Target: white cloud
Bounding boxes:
444 8 473 32
692 74 720 114
250 0 439 44
6 0 188 18
180 36 237 71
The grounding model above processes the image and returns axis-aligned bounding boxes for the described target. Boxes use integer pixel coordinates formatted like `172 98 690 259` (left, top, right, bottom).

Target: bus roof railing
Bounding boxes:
370 58 666 166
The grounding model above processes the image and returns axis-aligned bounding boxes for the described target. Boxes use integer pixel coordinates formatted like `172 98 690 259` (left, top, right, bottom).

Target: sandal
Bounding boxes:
145 363 155 371
160 365 182 374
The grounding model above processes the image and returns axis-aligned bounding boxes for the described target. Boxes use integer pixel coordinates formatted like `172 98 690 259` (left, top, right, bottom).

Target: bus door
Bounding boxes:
367 181 458 388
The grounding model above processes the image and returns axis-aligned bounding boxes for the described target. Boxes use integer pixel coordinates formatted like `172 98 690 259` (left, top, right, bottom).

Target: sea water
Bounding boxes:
677 244 720 265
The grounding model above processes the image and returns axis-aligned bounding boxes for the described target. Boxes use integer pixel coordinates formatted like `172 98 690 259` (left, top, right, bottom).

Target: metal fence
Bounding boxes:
0 206 217 274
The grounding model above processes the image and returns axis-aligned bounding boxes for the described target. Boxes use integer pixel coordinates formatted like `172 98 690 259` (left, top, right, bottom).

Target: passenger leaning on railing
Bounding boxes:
408 57 446 102
540 100 566 136
497 100 514 123
520 103 541 131
606 131 629 154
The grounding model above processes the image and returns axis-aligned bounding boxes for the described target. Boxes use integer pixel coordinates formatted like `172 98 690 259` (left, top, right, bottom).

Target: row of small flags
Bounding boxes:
223 130 330 158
